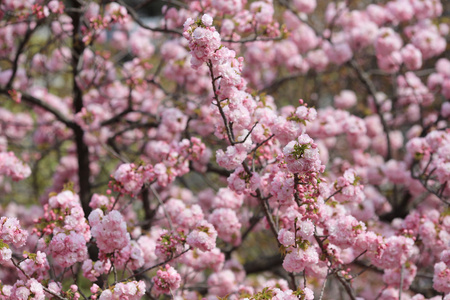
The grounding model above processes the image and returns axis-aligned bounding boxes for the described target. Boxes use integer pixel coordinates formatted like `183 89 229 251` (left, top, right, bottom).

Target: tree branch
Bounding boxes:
116 0 183 36
348 58 392 160
0 89 76 129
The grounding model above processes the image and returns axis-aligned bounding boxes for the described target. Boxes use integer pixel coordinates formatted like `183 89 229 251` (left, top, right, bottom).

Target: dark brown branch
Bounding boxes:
0 89 75 129
141 187 155 231
206 163 232 177
68 0 91 216
244 254 283 274
5 22 39 90
101 107 133 126
208 61 235 145
116 0 183 35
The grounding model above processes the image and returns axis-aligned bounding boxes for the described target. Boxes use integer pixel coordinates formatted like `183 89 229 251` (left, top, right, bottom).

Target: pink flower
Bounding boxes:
207 270 237 297
212 187 244 209
0 152 31 181
0 217 28 248
411 25 446 60
433 262 450 293
216 144 248 171
211 0 244 15
250 1 274 25
371 236 415 269
208 208 241 245
201 14 213 27
283 246 319 273
278 228 295 247
283 134 322 175
18 251 49 281
328 215 366 248
377 51 403 73
401 44 422 70
89 210 130 254
181 247 225 272
324 42 353 65
186 220 218 252
112 163 145 194
374 28 403 56
292 0 316 13
49 231 87 268
334 90 357 109
386 0 414 22
10 279 45 300
0 246 12 264
270 171 295 205
152 264 181 295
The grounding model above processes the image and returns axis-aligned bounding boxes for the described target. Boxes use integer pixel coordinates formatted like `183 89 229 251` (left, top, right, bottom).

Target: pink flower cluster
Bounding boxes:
163 198 204 229
183 15 221 69
434 250 450 293
227 167 260 195
49 231 88 268
428 58 450 100
45 190 90 239
89 209 130 254
334 168 365 203
282 246 319 273
0 217 28 248
111 163 154 195
209 208 242 246
18 251 49 281
216 142 251 171
407 129 450 186
0 152 31 181
8 279 45 300
186 220 218 252
152 264 181 295
283 134 323 175
181 247 224 272
98 281 145 300
328 215 366 249
1 0 450 299
371 236 415 269
82 259 111 282
155 230 186 260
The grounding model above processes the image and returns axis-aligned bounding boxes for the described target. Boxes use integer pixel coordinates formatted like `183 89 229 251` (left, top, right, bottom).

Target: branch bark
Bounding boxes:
0 89 75 129
68 0 91 216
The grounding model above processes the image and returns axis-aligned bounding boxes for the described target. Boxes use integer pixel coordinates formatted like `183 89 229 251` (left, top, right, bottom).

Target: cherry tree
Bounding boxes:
0 0 449 299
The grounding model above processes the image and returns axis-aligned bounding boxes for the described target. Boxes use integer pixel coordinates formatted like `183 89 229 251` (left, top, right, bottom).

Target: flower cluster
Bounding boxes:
0 217 28 248
152 264 181 295
97 281 145 300
186 220 218 252
49 231 88 268
89 209 130 255
1 1 449 299
0 152 31 181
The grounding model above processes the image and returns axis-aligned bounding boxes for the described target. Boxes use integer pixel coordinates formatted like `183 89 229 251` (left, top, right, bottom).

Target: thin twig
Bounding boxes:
150 184 174 231
11 258 68 300
348 58 392 160
399 264 404 300
124 248 191 281
319 275 328 300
